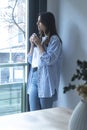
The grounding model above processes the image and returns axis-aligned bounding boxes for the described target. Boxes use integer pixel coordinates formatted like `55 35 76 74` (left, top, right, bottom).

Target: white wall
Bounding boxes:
47 0 60 30
47 0 87 109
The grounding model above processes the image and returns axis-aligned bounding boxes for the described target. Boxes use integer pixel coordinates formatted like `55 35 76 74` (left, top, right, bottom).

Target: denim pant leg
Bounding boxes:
29 71 41 111
40 91 57 109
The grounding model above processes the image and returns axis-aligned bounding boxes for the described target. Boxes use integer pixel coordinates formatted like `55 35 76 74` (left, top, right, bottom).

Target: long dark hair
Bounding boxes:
39 12 62 43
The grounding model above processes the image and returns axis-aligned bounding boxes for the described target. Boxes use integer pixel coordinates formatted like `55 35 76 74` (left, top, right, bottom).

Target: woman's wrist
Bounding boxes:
29 43 34 55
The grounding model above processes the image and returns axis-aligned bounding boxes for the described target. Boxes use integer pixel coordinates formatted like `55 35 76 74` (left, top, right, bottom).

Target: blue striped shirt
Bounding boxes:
27 35 62 98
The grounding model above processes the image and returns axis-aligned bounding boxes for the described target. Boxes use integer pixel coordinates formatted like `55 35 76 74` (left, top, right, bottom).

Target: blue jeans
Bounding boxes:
29 71 57 111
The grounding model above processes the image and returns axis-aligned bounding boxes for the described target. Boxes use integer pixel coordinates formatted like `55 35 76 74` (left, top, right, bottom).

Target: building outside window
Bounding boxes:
0 0 26 83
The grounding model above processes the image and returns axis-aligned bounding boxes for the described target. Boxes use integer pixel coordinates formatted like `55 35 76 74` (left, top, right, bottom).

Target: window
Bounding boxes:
0 0 27 115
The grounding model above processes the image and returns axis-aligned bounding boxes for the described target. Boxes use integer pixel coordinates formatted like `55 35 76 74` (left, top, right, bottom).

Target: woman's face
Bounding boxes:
37 16 46 34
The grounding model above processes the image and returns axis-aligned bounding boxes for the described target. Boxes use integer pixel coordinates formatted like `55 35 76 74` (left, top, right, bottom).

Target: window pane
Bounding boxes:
0 82 22 115
0 0 27 115
0 0 26 64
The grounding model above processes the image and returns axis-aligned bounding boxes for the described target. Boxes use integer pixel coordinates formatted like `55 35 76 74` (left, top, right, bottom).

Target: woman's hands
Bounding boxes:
29 33 44 54
30 33 41 46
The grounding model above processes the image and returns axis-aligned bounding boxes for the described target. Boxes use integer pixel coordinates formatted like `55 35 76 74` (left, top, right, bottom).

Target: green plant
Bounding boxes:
63 60 87 93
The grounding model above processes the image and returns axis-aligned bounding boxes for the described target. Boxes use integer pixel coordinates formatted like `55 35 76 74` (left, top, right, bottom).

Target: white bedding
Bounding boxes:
0 107 72 130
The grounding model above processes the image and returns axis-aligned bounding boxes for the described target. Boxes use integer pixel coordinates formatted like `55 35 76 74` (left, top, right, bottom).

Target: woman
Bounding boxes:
27 12 62 111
